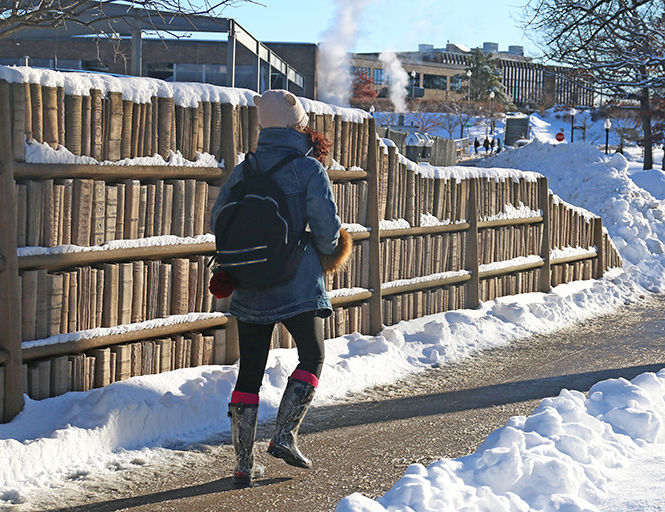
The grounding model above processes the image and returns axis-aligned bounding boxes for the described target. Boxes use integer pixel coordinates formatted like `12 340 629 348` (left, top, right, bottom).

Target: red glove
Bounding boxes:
209 270 235 298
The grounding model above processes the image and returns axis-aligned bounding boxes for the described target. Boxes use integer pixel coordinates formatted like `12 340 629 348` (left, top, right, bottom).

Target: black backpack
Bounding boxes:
212 152 308 290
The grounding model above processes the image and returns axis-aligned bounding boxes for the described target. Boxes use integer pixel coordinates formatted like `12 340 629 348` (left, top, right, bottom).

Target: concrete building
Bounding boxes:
350 43 595 108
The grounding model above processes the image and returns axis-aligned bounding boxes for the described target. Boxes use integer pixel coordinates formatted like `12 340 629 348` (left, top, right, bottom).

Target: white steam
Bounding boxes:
379 51 409 113
317 0 371 106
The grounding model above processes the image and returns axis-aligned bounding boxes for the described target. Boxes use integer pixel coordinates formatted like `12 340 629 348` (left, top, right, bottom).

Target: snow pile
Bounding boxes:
337 370 665 512
480 140 665 292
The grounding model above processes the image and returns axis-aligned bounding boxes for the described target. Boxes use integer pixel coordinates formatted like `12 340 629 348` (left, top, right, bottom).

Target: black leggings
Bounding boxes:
235 311 325 395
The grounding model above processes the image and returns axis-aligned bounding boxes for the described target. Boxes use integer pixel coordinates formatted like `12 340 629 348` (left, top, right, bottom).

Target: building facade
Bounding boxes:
350 44 595 109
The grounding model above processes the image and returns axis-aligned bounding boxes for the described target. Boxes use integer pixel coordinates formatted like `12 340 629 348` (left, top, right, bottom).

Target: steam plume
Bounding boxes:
379 51 409 113
317 0 371 106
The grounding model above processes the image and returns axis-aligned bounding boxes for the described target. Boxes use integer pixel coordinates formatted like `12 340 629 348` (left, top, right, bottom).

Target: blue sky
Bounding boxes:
218 0 538 56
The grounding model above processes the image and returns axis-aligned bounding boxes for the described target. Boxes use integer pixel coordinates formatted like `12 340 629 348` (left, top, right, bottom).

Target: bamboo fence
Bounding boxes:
0 72 622 422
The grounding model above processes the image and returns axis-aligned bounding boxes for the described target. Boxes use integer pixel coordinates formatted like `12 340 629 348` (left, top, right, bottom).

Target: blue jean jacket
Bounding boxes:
210 127 341 324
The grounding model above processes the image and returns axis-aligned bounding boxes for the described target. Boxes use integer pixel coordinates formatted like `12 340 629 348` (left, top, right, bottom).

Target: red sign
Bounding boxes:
555 132 565 142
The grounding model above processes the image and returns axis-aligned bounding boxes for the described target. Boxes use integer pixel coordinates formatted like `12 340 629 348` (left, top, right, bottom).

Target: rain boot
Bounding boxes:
267 371 317 469
228 401 265 487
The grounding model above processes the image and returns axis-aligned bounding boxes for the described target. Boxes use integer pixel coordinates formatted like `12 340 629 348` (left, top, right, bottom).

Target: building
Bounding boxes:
350 43 595 109
0 18 594 109
0 10 308 97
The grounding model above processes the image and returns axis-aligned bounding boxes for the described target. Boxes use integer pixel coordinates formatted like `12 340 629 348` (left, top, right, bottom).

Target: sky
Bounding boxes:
218 0 539 57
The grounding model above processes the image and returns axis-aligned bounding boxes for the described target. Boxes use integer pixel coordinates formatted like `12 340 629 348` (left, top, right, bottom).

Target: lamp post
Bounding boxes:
489 90 495 135
604 118 611 154
466 69 472 101
369 104 375 117
410 70 416 100
570 107 577 143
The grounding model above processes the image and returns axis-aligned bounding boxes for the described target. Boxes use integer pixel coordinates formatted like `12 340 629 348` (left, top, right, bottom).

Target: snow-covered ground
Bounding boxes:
4 115 665 511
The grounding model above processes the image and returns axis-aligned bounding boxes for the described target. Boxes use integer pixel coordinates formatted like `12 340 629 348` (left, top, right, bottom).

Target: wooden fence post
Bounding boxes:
538 177 551 292
221 103 237 172
0 80 25 422
464 178 480 309
366 117 383 335
593 217 605 278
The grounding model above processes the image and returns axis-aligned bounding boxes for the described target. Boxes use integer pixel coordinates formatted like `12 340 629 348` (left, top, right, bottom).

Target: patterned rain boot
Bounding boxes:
228 393 265 487
267 370 318 469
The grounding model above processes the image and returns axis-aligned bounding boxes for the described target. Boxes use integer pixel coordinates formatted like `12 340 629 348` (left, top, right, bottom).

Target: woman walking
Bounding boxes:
209 89 351 487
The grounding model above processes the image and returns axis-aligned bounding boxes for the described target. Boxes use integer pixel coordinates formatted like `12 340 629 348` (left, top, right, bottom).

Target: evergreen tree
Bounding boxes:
467 49 509 104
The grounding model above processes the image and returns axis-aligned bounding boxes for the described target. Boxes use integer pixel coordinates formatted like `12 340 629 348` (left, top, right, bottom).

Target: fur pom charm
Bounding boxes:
318 227 353 273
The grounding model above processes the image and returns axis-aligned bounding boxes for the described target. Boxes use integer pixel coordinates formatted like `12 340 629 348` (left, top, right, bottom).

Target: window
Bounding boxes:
423 74 447 90
450 74 465 92
147 63 174 81
352 66 371 77
204 64 226 86
373 68 383 85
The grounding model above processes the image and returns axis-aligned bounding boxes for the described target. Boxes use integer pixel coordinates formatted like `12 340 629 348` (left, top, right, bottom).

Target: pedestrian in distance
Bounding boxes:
209 89 352 487
483 137 490 154
474 137 480 154
490 137 496 154
497 137 503 154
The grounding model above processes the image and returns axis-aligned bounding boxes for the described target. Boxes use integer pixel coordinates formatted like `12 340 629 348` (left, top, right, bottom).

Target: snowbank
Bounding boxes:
337 369 665 512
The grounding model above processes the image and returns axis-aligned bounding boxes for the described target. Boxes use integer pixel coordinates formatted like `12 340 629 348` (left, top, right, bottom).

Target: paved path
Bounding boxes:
32 294 665 512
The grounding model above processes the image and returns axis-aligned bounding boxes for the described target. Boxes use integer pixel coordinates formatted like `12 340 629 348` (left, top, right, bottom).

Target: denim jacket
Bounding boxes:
209 127 341 324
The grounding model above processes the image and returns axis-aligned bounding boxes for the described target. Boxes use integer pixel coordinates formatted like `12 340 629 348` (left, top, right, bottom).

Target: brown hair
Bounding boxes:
298 126 331 164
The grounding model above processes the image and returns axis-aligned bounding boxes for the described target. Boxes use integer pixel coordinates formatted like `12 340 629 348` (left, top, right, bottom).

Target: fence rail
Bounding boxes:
0 70 623 422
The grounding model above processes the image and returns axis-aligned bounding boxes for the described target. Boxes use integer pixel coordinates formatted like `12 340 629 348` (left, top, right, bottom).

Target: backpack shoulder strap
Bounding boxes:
264 153 301 177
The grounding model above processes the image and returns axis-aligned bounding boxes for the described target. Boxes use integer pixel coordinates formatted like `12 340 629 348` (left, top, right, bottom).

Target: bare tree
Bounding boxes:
0 0 253 40
444 99 481 139
523 0 665 169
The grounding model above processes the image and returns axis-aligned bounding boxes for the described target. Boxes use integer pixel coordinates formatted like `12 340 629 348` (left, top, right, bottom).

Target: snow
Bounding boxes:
478 255 543 274
382 270 469 289
338 370 665 512
25 139 222 167
328 287 370 298
17 234 215 258
0 65 366 121
6 97 665 510
20 313 226 350
483 202 541 222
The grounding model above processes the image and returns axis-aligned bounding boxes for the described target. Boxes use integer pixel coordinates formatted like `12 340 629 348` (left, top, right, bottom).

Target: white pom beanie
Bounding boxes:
253 89 309 130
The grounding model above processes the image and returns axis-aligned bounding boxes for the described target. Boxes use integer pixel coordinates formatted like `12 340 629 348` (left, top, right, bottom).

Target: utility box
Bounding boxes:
405 132 433 162
505 115 530 146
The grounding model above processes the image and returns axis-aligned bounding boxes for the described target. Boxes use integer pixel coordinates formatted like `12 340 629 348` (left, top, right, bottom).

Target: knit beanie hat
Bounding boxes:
253 89 309 130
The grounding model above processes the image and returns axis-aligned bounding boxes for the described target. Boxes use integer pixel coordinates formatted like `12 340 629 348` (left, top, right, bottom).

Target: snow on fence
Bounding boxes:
0 68 622 422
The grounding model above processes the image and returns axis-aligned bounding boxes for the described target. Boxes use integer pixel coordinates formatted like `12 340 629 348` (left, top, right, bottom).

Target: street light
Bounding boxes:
489 90 495 135
369 104 375 117
410 70 416 100
570 107 577 143
466 69 472 101
604 118 612 154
